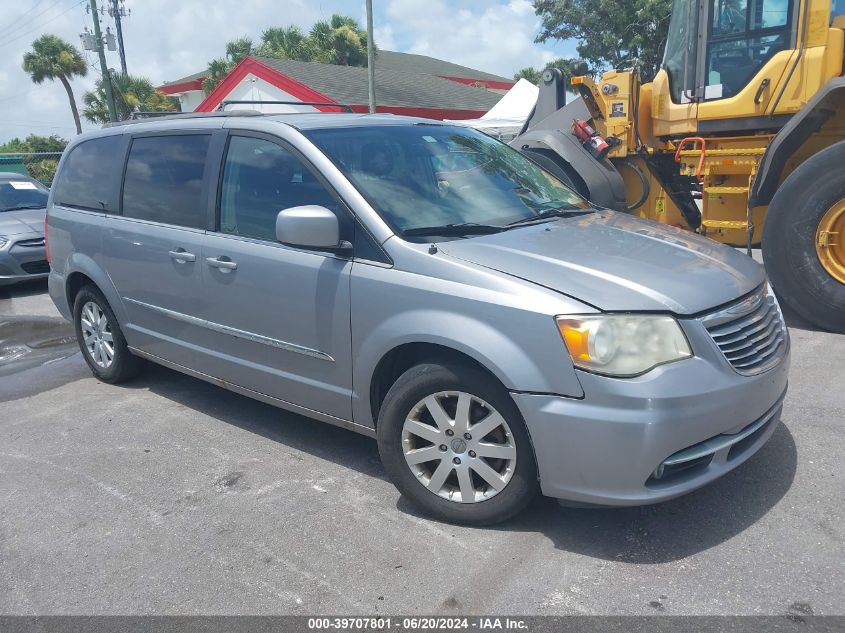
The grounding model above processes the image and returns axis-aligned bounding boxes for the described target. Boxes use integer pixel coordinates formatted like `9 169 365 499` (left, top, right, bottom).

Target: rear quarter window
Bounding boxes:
53 135 125 212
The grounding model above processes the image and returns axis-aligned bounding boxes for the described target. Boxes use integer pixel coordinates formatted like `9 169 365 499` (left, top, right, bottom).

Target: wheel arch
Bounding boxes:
353 310 585 429
368 342 508 427
63 253 128 324
750 77 845 207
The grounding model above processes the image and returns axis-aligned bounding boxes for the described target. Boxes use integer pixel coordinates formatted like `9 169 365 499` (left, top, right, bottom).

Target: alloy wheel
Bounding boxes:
401 390 517 503
80 300 114 369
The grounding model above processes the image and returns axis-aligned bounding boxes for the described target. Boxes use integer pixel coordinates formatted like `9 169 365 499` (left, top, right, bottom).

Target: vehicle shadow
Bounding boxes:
499 419 796 563
132 362 797 564
130 362 385 476
0 278 48 301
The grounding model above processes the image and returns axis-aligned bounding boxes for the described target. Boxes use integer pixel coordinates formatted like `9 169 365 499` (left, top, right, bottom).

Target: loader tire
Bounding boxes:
762 141 845 333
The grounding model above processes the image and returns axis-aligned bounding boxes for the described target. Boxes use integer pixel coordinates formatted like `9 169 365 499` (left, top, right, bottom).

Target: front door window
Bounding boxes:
705 0 792 99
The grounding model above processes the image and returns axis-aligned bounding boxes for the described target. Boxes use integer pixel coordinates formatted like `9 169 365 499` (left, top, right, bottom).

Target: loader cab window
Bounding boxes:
832 0 845 23
663 0 700 103
704 0 792 99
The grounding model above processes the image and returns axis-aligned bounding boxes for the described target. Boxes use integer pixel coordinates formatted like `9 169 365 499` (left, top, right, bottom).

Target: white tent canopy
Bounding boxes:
445 78 539 140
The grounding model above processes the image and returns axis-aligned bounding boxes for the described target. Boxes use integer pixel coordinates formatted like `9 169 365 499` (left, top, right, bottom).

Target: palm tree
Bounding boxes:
257 26 312 60
202 36 254 94
226 36 254 65
83 72 179 123
308 15 370 66
22 34 88 134
201 16 374 95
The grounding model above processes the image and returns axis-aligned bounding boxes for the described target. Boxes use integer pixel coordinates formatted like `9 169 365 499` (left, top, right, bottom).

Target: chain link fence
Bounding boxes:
0 151 65 186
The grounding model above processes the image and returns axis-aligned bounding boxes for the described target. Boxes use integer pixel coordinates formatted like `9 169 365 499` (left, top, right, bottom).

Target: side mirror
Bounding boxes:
275 205 344 251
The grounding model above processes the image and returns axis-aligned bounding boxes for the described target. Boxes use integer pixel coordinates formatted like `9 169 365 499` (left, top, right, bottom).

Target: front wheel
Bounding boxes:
377 363 539 525
763 140 845 333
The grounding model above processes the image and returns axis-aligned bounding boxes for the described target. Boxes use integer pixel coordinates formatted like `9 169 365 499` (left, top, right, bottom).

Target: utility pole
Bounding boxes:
366 0 376 114
88 0 118 122
108 0 128 75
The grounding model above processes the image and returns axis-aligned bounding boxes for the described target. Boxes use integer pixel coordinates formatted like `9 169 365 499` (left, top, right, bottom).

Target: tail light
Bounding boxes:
44 215 51 264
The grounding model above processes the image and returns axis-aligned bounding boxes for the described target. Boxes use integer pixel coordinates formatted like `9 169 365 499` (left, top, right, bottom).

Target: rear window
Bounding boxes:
53 135 124 211
121 134 211 229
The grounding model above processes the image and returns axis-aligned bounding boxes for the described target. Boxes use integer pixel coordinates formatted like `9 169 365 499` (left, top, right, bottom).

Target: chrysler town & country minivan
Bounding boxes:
46 112 790 525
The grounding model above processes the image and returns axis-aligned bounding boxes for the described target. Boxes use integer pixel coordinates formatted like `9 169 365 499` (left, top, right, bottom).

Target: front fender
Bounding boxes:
351 308 586 429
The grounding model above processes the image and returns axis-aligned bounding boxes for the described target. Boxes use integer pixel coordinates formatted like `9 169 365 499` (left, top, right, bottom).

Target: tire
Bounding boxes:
762 140 845 333
73 284 143 383
377 362 539 526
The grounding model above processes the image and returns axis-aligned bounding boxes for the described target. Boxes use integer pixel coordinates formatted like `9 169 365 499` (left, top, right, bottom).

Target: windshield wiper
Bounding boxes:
401 222 505 237
506 206 594 227
0 204 45 212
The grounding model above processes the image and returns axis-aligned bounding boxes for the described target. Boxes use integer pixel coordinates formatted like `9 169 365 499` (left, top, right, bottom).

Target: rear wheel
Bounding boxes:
377 362 539 525
762 141 845 333
73 285 143 383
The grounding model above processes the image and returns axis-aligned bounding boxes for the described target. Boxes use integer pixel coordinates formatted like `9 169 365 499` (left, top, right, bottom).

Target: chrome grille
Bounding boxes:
701 285 787 375
15 238 45 248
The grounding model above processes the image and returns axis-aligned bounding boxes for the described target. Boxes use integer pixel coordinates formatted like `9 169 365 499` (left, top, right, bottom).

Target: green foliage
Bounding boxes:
202 34 256 93
21 34 87 134
203 15 373 94
21 34 87 84
256 26 311 61
308 15 369 67
226 37 254 65
533 0 673 81
0 134 68 185
83 73 180 123
513 58 574 84
0 134 66 154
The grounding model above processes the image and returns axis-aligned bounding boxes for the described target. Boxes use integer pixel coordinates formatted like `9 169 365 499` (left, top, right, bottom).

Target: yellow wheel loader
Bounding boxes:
513 0 845 333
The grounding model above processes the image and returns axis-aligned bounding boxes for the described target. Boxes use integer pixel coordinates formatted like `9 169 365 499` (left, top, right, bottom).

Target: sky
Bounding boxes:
0 0 577 144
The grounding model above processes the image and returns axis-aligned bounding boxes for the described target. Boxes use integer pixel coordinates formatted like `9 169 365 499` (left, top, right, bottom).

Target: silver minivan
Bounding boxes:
46 112 790 525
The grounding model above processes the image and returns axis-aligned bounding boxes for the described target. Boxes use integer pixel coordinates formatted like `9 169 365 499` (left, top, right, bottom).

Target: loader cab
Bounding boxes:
662 0 795 103
653 0 843 135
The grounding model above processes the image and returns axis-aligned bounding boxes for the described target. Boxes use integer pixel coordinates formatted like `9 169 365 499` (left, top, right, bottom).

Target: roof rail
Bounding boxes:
216 100 354 113
103 110 265 127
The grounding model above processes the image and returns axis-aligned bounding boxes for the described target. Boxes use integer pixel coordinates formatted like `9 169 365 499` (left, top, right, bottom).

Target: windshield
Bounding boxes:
663 0 699 102
0 178 49 212
304 125 589 237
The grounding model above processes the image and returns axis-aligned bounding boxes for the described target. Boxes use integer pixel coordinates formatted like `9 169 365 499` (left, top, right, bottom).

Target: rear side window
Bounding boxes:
54 135 124 211
122 134 211 229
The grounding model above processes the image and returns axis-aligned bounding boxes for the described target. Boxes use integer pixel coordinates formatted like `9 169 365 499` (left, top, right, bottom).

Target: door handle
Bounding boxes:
168 249 196 263
754 78 771 104
205 256 238 271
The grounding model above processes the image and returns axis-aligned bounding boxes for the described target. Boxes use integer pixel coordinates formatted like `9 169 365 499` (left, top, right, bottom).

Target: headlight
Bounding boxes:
0 237 8 249
556 314 692 377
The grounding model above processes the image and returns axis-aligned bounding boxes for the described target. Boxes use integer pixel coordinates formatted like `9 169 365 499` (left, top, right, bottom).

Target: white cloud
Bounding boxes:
381 0 572 79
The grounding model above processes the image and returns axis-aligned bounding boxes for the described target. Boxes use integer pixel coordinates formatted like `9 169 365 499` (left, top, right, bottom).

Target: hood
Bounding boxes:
0 208 46 237
438 210 764 315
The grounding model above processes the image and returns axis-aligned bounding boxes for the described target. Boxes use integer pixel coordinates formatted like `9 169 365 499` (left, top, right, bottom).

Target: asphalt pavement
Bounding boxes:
0 278 843 616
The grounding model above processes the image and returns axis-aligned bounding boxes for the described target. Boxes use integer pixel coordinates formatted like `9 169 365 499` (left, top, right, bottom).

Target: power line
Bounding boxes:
0 0 51 39
0 1 87 51
0 0 70 40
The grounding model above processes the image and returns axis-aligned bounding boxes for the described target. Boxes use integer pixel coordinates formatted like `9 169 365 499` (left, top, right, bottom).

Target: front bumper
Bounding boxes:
512 338 790 506
0 236 48 286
